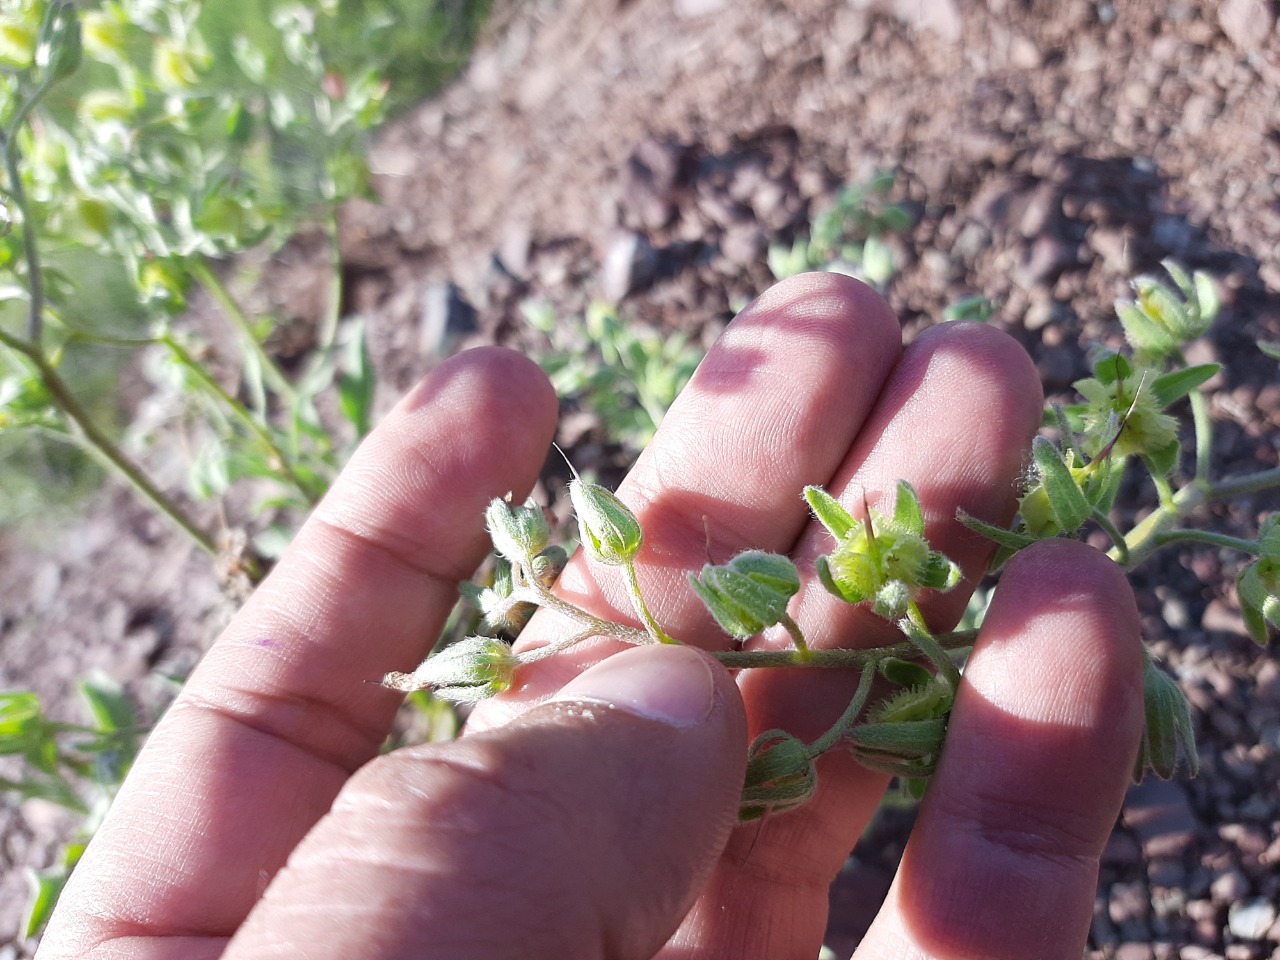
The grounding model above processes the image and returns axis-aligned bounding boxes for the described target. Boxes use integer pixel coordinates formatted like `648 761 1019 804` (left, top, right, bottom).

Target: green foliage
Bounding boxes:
1 674 143 938
768 171 912 288
525 300 703 451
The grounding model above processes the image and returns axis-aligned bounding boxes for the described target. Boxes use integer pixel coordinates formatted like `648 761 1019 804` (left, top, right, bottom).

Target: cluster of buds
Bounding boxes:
738 730 817 821
806 481 961 621
1238 515 1280 647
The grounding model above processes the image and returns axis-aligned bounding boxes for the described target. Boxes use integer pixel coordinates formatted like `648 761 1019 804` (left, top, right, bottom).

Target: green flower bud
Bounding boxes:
1135 651 1198 781
485 497 550 563
1237 555 1280 647
689 550 799 640
569 478 642 566
845 717 947 762
1074 369 1177 460
1117 261 1218 361
808 481 960 621
80 10 127 62
153 36 208 91
530 544 568 588
738 729 817 822
382 636 519 703
0 17 37 69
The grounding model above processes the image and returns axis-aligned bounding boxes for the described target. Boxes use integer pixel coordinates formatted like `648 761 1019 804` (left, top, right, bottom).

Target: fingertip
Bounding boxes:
860 540 1145 960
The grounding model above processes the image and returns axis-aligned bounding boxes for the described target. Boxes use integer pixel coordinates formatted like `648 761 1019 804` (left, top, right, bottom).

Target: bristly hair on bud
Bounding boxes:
689 550 800 640
381 636 519 704
738 729 817 822
566 471 643 567
485 496 551 564
1134 649 1199 781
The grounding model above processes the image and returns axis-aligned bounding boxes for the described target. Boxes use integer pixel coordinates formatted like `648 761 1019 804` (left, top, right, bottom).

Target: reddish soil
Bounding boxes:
3 1 1279 956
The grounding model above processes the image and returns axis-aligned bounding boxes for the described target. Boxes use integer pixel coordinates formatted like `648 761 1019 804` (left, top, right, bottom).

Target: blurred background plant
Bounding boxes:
522 298 704 452
768 170 912 289
0 675 143 938
0 0 486 558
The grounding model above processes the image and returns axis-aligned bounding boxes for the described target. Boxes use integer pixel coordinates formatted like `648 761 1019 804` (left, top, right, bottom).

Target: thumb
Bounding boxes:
223 644 747 960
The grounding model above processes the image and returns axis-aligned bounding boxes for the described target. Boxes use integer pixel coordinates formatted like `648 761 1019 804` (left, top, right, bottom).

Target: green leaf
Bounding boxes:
804 485 856 540
78 672 135 735
1258 341 1280 361
1193 271 1220 324
891 480 925 537
1151 364 1219 408
337 319 375 438
1091 349 1133 385
22 866 69 940
955 510 1039 551
1033 437 1090 533
1142 438 1181 479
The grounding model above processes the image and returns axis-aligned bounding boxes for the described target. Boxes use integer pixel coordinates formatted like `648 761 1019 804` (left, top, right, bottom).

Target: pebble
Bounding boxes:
1110 879 1152 925
1124 779 1201 859
1118 944 1156 960
1211 867 1252 904
1228 899 1278 941
1218 0 1277 53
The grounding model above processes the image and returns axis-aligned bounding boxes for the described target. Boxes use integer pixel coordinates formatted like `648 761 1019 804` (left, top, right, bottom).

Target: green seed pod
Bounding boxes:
738 729 817 822
1135 651 1198 781
569 479 642 566
382 636 519 703
845 717 947 761
689 550 799 640
1237 557 1280 648
485 497 550 563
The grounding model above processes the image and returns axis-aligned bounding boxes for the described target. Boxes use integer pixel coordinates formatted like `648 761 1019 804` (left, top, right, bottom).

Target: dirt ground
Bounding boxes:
2 0 1279 956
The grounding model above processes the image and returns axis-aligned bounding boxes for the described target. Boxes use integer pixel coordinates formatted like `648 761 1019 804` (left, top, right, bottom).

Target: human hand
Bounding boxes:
37 274 1143 960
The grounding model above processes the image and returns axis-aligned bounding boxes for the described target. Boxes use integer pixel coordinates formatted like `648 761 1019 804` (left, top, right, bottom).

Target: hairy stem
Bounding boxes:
624 559 677 644
806 662 878 757
0 328 220 557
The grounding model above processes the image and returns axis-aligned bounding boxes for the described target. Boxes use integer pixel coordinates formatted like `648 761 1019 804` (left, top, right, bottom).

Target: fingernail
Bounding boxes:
549 644 715 728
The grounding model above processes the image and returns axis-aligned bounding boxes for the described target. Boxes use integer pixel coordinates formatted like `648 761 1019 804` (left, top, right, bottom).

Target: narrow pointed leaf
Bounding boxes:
1151 364 1220 408
1091 348 1133 385
892 480 925 536
1142 438 1180 479
956 510 1038 551
1033 437 1090 533
804 485 855 540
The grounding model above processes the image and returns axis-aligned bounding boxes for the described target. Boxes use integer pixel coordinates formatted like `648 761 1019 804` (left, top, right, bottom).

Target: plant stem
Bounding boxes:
903 601 962 691
778 611 811 659
1117 466 1280 570
0 327 220 557
623 559 677 644
2 77 55 346
190 258 296 406
806 662 878 757
712 630 976 670
515 573 652 647
1153 530 1263 555
161 335 319 506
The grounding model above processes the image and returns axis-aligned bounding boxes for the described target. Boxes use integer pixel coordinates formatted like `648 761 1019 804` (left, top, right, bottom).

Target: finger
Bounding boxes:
672 322 1043 959
41 348 558 959
223 644 747 960
473 272 902 724
858 539 1143 960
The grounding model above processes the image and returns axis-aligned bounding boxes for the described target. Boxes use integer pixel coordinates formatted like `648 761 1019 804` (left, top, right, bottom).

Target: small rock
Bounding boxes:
599 230 657 303
1015 235 1077 289
1010 34 1042 69
419 282 477 359
719 222 764 268
1202 598 1248 637
1118 944 1155 960
1218 0 1276 53
1110 879 1152 925
1124 778 1200 859
673 0 727 16
1211 867 1252 904
1228 899 1278 940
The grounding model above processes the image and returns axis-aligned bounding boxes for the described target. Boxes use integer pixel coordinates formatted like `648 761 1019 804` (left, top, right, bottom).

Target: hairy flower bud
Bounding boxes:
738 729 817 822
485 497 550 563
807 481 960 621
1237 554 1280 648
569 478 642 566
382 636 519 703
689 550 799 640
1135 651 1198 781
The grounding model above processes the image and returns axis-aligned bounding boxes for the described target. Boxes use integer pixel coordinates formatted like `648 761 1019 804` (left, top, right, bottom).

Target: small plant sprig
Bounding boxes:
387 260 1280 820
0 674 145 938
0 0 390 569
768 170 912 290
